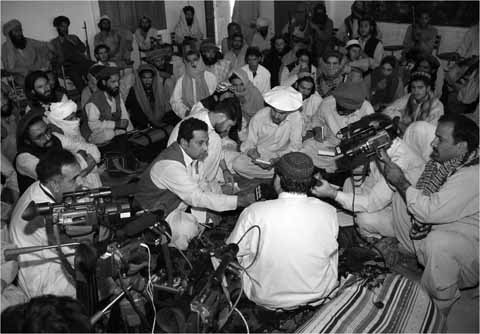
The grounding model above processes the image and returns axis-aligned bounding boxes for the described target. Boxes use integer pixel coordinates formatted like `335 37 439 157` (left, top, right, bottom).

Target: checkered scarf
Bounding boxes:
410 152 478 240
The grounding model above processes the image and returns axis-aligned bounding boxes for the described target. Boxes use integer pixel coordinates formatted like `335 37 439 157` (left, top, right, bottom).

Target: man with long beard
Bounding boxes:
84 66 133 144
200 40 231 83
1 20 51 87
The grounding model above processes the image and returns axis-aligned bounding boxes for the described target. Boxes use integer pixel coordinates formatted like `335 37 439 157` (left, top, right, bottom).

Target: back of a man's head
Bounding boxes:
1 294 91 333
212 97 242 124
275 152 314 194
177 117 208 144
36 148 77 184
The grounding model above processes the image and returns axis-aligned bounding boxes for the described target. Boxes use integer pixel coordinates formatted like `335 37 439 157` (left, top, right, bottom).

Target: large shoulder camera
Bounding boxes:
334 115 398 169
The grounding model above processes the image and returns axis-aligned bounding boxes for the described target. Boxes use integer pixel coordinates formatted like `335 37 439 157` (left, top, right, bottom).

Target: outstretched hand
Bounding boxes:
376 148 409 190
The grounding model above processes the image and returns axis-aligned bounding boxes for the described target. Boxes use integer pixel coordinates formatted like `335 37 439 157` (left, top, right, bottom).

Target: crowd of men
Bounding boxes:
1 1 479 330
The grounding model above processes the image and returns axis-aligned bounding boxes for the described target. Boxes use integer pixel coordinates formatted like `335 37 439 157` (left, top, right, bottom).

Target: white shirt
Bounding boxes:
84 92 133 144
280 65 317 87
335 138 425 213
301 92 323 136
227 192 339 309
313 96 374 144
167 109 224 182
241 107 303 160
241 64 271 94
383 93 444 127
149 146 237 221
9 182 76 298
250 31 274 52
170 71 218 119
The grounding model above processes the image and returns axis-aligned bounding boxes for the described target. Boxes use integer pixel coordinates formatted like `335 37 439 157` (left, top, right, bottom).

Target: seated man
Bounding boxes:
93 44 117 67
1 19 51 87
227 152 338 310
134 118 254 250
173 6 204 45
221 22 242 54
383 71 444 135
224 33 248 72
200 40 231 83
134 16 158 53
15 110 98 194
241 47 271 94
294 76 323 140
170 50 217 119
232 86 303 179
381 114 479 314
402 9 438 55
24 71 66 115
84 66 133 145
279 48 317 87
49 16 94 91
250 17 274 53
301 81 374 171
167 98 241 184
10 149 81 298
311 114 426 237
94 16 130 66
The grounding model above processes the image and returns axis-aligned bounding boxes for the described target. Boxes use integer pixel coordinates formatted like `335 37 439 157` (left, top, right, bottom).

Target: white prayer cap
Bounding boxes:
256 17 270 28
345 39 361 49
49 100 77 121
263 86 302 112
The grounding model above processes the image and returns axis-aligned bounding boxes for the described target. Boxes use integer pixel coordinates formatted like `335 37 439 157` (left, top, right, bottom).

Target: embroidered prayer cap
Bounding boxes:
49 100 77 120
94 66 120 80
263 86 303 112
275 152 314 182
345 39 361 49
332 82 367 111
409 71 433 85
256 17 270 28
2 19 21 37
215 81 233 94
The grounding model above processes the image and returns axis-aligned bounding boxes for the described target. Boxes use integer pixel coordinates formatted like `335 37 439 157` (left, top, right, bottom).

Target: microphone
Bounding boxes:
117 213 158 237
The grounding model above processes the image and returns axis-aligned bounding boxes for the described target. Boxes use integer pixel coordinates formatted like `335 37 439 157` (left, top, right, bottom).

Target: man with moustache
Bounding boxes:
135 118 255 250
224 33 248 72
200 40 231 83
24 71 66 115
1 19 51 87
84 66 133 144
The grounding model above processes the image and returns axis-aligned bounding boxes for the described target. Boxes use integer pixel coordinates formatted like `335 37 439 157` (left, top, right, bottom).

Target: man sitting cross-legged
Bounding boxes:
134 118 255 250
227 152 339 310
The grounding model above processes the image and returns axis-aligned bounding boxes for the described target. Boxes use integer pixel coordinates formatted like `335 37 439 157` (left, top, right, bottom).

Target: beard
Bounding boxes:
186 18 194 26
10 35 27 49
34 91 55 104
201 54 217 66
106 86 119 97
312 13 327 25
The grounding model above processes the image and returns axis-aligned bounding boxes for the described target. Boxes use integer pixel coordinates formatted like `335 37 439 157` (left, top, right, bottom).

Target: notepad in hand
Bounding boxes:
317 149 336 157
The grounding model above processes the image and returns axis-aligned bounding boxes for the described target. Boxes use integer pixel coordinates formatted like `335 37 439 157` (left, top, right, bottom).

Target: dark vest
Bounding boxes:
363 37 380 59
15 136 62 194
134 142 187 216
87 90 122 122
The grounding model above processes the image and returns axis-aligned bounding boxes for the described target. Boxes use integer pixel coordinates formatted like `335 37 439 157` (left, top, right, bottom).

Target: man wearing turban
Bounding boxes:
1 19 51 87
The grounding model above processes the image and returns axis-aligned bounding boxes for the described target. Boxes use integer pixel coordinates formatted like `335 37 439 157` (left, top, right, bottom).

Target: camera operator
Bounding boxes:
311 114 426 238
135 118 255 250
227 152 339 310
9 149 82 298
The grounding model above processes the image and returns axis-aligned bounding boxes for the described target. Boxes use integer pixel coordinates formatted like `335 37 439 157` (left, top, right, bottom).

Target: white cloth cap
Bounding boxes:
263 86 303 112
346 39 361 49
256 17 270 27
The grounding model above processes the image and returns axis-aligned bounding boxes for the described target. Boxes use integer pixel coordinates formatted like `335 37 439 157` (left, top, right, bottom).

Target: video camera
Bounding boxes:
334 115 398 168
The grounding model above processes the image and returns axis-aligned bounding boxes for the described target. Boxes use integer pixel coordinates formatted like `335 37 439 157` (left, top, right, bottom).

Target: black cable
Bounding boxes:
118 274 151 331
235 225 261 270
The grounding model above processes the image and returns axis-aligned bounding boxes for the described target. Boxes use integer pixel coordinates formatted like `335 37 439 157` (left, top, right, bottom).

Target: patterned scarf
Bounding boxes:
410 151 479 240
403 91 435 125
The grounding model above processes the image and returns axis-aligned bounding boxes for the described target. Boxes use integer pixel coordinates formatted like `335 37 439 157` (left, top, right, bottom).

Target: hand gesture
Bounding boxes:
247 148 260 160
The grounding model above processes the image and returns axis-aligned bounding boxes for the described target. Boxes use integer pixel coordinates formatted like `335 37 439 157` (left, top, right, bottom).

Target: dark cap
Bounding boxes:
94 66 120 80
275 152 314 182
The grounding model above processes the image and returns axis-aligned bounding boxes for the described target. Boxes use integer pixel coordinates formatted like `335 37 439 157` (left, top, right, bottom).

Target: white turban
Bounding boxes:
47 100 81 138
256 17 270 28
263 86 303 112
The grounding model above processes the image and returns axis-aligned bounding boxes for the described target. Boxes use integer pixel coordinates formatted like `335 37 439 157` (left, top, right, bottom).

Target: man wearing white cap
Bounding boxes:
232 86 304 179
46 100 102 189
94 15 130 66
251 17 274 53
